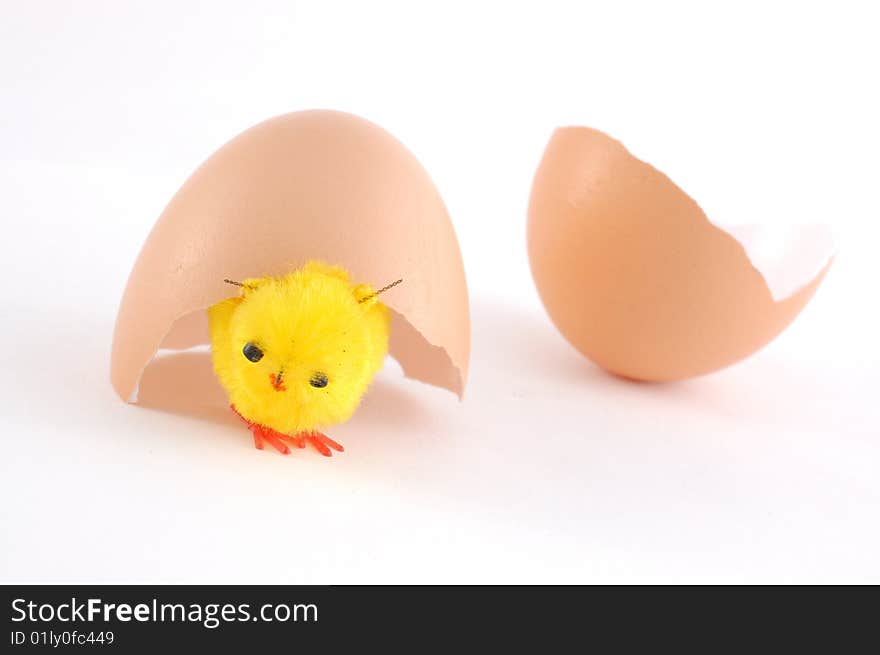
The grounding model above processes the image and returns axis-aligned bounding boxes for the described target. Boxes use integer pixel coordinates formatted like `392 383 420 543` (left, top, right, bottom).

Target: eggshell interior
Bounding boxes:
111 110 469 403
527 126 831 382
721 222 835 302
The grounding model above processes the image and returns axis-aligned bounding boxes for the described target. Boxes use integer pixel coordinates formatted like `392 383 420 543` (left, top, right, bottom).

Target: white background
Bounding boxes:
1 1 878 583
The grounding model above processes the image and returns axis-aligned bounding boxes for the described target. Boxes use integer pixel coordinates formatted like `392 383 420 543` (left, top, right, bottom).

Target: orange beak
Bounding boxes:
269 372 286 392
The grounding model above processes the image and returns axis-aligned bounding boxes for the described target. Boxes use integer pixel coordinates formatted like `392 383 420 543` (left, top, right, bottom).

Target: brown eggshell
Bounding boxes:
527 126 830 382
111 110 469 403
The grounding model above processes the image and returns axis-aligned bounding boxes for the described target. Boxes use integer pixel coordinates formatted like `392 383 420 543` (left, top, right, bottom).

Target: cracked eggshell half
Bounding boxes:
111 110 469 402
527 126 832 382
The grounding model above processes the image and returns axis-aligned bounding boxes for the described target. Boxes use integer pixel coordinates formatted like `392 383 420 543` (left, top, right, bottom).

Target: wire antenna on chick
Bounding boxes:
223 277 402 300
358 278 403 304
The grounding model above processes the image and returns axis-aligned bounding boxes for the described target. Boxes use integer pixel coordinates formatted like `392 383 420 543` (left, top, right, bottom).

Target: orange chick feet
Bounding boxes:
253 426 344 457
231 406 344 457
300 432 345 457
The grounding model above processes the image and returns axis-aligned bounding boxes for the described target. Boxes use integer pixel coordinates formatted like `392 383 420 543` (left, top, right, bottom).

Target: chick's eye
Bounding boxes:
242 342 263 363
309 372 329 388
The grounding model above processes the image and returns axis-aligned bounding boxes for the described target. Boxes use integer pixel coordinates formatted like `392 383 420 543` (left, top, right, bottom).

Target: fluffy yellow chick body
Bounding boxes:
208 261 390 454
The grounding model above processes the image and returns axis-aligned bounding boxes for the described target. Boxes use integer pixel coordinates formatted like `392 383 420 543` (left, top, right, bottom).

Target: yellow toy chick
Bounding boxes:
208 261 395 456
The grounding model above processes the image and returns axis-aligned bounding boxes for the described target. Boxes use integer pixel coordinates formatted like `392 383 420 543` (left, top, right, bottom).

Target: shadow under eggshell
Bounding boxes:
527 126 830 382
111 110 470 402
